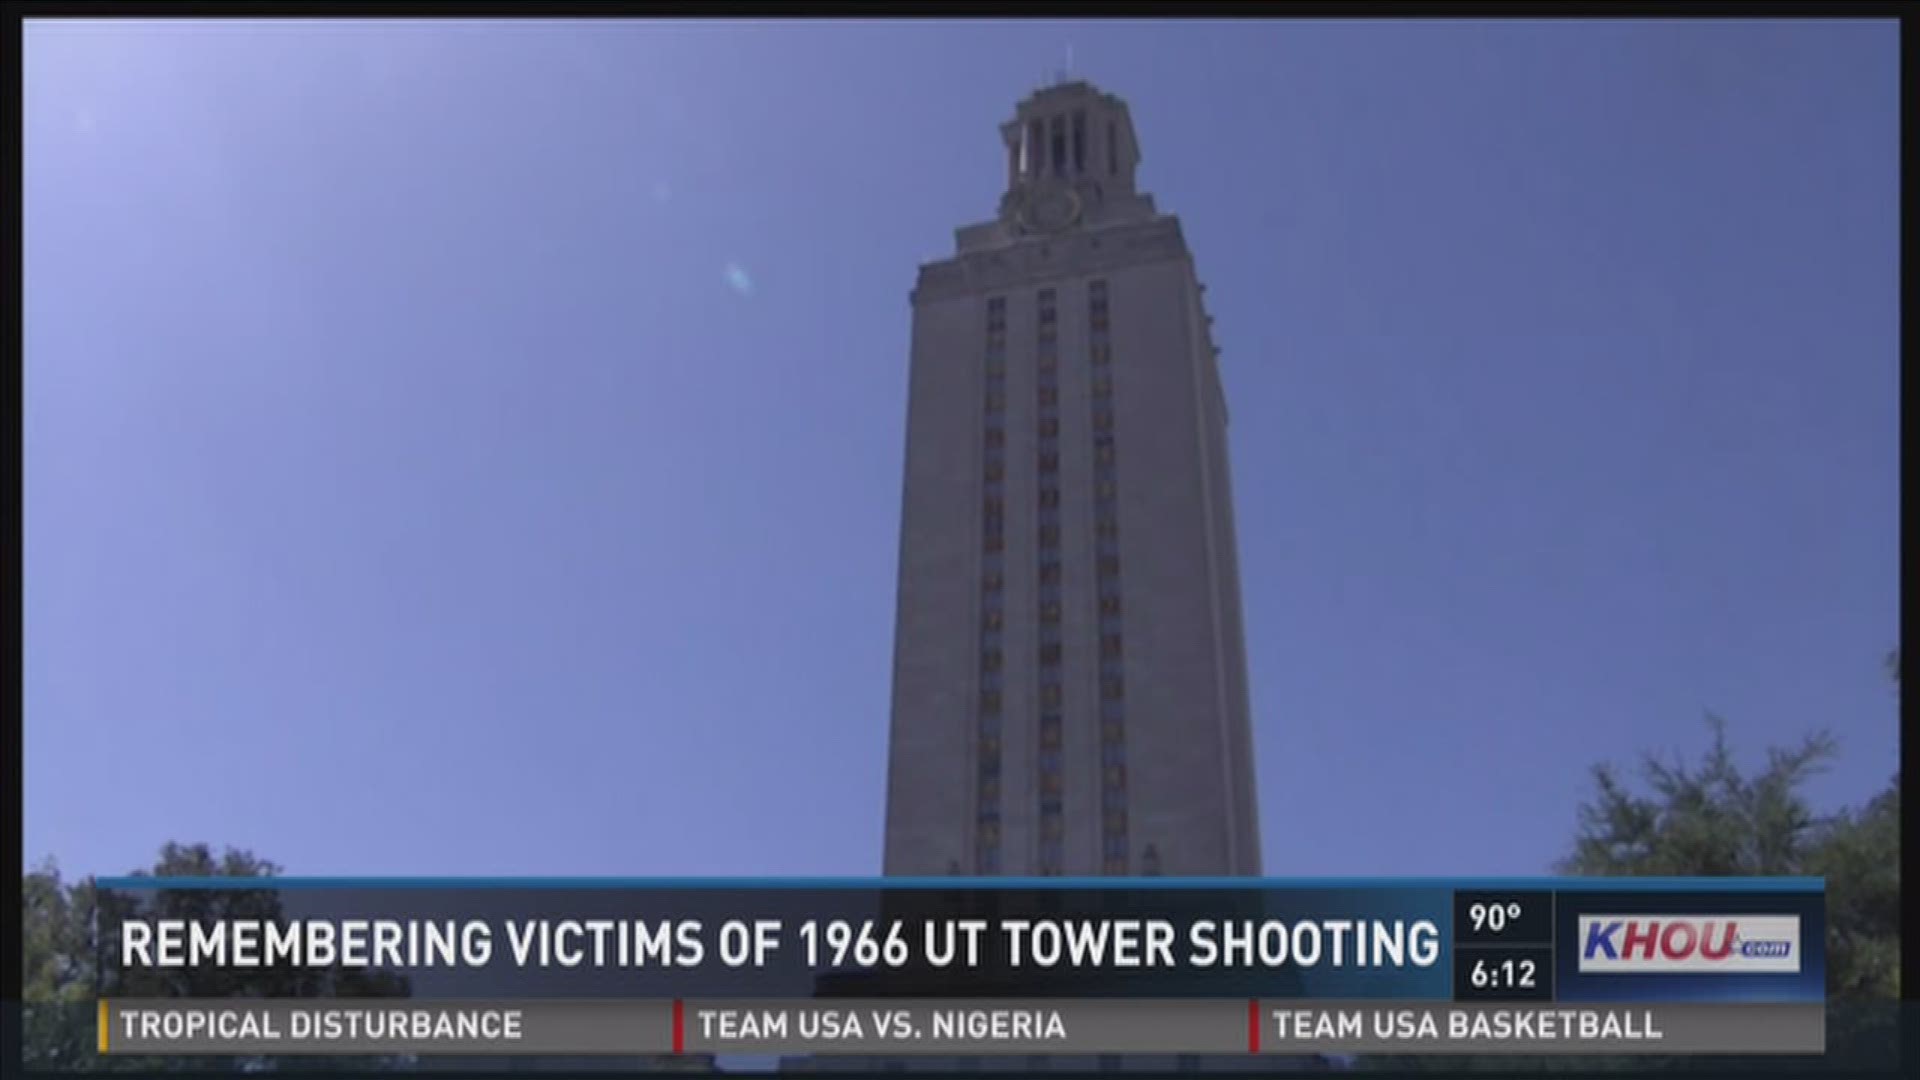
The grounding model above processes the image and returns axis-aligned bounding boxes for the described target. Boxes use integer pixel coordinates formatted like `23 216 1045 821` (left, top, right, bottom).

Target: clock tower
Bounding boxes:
885 80 1261 881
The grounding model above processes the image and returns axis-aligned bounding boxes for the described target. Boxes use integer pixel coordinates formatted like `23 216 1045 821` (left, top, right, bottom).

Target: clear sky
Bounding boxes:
24 19 1900 880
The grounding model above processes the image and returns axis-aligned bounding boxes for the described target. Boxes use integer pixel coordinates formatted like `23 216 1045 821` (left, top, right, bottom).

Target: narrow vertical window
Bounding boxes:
1028 120 1044 177
1050 116 1067 177
1107 120 1118 176
1072 110 1087 174
1089 277 1128 875
976 295 1010 875
1035 285 1063 877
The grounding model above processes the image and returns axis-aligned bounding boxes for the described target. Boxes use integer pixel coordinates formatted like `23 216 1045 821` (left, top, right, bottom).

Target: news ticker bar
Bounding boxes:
99 999 1825 1056
95 878 1827 1004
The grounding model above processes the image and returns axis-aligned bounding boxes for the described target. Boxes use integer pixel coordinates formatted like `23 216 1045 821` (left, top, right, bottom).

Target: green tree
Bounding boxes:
22 857 99 1070
1363 655 1900 1074
1546 657 1901 1072
1557 715 1838 880
21 842 411 1072
1557 665 1898 1001
1802 651 1899 1002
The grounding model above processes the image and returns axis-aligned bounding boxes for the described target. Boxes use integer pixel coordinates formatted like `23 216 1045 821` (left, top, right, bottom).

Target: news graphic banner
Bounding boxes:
91 877 1825 1061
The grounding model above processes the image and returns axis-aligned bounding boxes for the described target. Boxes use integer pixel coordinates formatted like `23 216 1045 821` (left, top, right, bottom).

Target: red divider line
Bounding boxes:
673 999 685 1054
1247 999 1261 1054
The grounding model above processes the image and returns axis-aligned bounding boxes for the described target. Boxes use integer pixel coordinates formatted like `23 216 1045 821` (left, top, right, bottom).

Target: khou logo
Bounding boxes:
1577 915 1802 973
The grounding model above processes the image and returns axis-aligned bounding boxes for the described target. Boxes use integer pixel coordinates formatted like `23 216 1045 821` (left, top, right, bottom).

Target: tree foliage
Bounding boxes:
1558 716 1838 879
22 856 99 1071
21 842 411 1072
1364 656 1900 1074
1555 683 1898 1002
1549 690 1899 1074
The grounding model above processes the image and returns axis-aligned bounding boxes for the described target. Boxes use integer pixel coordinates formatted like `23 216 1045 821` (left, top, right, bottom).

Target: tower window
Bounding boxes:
1050 116 1067 177
1027 120 1044 177
1072 111 1087 173
1108 120 1118 176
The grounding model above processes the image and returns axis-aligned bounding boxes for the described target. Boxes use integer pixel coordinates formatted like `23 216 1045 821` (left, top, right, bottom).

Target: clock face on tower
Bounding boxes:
1018 184 1083 234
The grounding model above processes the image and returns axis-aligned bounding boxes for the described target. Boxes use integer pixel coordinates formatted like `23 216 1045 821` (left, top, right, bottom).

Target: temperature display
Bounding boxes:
1453 890 1553 945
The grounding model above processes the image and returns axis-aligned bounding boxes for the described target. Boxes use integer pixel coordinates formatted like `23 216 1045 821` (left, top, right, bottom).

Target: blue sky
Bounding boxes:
23 20 1900 880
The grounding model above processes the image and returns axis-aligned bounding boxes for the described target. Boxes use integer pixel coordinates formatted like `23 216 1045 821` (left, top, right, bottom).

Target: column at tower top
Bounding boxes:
995 81 1143 236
